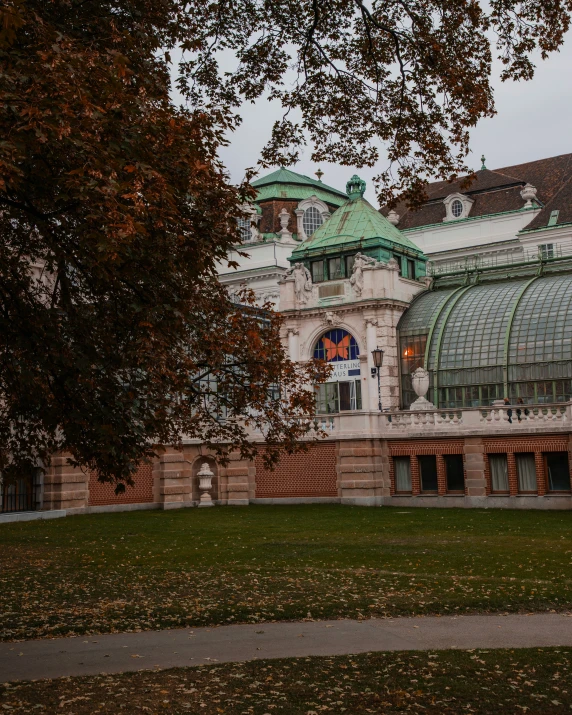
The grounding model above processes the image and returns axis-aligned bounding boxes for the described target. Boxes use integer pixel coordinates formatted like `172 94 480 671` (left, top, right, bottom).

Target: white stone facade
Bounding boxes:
279 259 426 412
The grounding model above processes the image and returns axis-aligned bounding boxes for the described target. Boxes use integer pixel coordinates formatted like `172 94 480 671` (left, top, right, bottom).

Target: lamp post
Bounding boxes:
371 347 384 412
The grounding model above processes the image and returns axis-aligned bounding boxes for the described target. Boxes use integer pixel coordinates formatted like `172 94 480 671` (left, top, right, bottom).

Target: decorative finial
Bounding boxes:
315 168 324 182
346 174 366 200
387 209 400 226
480 154 487 171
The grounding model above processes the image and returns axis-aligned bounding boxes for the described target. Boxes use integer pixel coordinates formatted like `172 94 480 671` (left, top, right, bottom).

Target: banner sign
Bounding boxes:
326 359 361 382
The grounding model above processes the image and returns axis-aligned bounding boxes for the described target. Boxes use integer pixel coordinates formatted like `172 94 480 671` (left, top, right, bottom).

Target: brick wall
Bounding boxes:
255 444 337 498
388 439 465 496
482 435 570 496
88 463 155 506
258 199 341 235
386 434 572 498
259 200 298 234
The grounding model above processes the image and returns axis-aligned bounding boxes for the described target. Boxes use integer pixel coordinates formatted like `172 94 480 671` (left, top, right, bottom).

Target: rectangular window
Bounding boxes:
394 457 412 492
444 454 465 492
316 383 339 414
339 380 361 411
393 255 402 274
407 259 415 280
539 243 554 260
354 379 362 410
316 381 361 414
546 452 570 491
481 384 502 405
516 453 537 492
489 454 509 492
418 455 438 492
328 257 343 280
311 260 325 283
1 470 42 514
346 254 356 276
535 381 553 404
339 381 351 411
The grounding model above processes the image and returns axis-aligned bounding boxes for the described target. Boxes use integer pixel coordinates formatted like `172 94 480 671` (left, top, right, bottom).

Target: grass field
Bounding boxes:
1 505 572 641
2 648 572 713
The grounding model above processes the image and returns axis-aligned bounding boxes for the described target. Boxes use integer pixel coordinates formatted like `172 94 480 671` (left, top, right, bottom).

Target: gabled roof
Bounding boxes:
382 153 572 230
251 167 347 205
292 189 425 259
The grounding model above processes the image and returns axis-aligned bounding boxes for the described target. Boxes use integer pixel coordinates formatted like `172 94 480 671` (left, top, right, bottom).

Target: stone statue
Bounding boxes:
323 311 338 326
350 252 377 296
285 262 313 304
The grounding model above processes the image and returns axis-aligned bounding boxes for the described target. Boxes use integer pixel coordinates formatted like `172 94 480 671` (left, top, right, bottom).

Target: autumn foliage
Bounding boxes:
1 0 570 486
0 0 326 486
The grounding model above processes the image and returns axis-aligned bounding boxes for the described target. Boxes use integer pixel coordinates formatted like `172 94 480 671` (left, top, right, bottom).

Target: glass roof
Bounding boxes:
398 288 456 336
399 274 572 375
508 275 572 364
437 281 526 369
398 273 572 407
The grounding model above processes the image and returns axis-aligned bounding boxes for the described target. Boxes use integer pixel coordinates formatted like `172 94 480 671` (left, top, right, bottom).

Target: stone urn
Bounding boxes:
520 183 537 208
411 367 429 398
197 462 214 508
410 367 435 411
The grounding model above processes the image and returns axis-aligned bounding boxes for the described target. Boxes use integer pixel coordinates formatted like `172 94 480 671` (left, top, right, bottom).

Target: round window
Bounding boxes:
451 199 464 218
314 329 360 362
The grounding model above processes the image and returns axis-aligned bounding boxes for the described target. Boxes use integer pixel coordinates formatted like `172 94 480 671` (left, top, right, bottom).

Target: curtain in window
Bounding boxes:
489 454 509 492
394 457 412 492
516 453 537 492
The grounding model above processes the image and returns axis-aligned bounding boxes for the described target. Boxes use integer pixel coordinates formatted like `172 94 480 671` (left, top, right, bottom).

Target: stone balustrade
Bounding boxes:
479 405 568 424
226 403 572 444
380 402 571 436
295 403 572 440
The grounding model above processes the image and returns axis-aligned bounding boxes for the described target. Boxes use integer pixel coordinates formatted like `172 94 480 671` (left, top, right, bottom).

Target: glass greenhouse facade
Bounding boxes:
398 274 572 409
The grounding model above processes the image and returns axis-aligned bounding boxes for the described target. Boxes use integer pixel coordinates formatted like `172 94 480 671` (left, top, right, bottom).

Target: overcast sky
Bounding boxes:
177 35 572 205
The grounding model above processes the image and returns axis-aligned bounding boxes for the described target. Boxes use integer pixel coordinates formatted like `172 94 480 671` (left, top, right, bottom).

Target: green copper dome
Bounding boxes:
291 177 425 258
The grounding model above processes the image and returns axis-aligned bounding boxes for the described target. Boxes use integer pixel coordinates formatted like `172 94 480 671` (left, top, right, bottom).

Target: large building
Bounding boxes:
389 153 572 272
5 154 572 520
217 167 347 308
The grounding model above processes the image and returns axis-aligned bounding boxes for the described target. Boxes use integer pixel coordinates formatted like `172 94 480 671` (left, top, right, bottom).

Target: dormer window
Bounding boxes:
443 192 474 222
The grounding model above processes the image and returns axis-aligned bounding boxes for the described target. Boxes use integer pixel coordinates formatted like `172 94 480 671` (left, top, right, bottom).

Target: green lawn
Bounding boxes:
1 505 572 640
2 648 572 713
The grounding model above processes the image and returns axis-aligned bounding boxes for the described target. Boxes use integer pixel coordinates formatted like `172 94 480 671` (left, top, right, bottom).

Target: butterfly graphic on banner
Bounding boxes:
322 334 350 361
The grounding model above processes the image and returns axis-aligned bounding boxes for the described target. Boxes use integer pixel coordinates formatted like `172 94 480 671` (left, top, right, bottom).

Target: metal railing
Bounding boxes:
427 239 572 278
0 474 42 514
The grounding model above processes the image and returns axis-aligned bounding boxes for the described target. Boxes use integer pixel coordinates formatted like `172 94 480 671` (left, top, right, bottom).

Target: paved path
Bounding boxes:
2 613 572 682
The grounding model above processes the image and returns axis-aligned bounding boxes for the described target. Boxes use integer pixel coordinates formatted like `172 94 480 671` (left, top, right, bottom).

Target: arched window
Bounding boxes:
303 206 323 237
314 330 361 413
314 329 360 362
